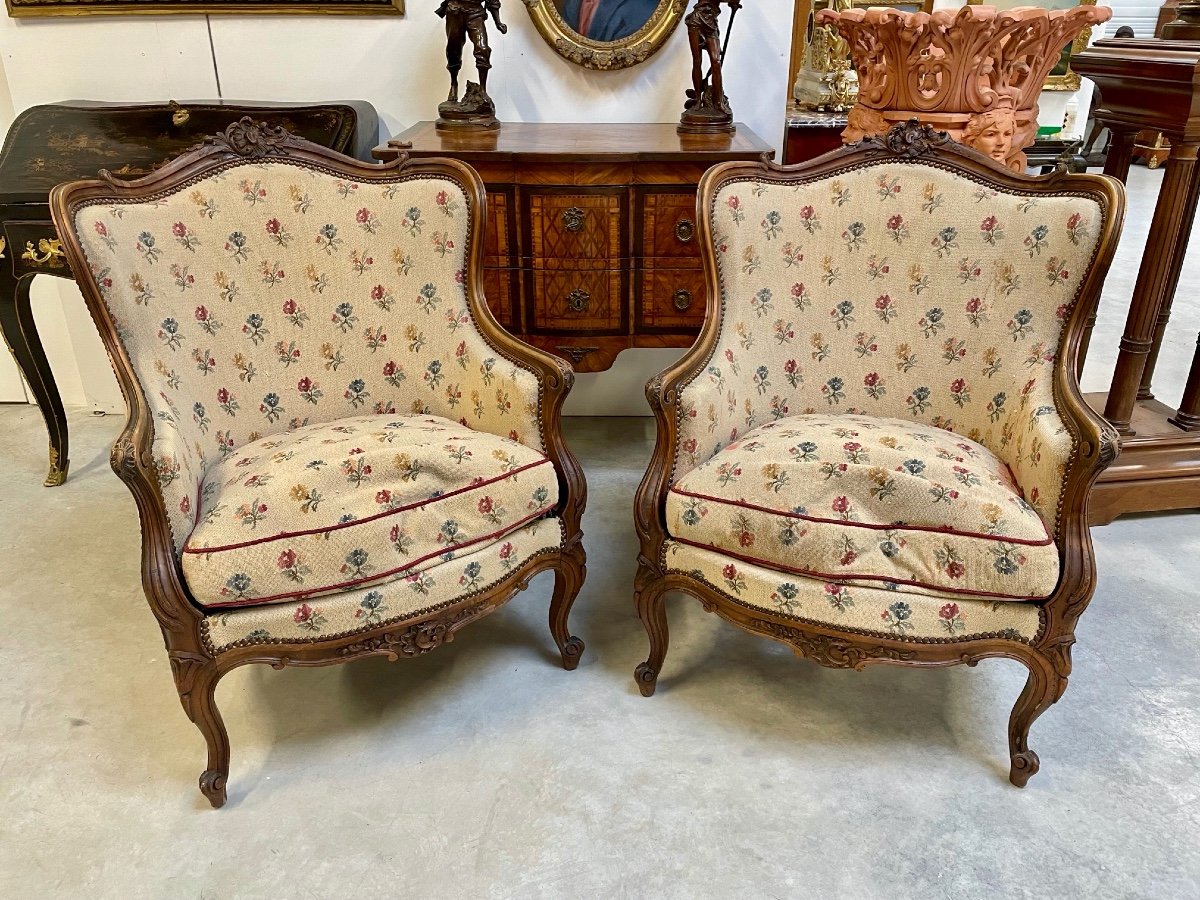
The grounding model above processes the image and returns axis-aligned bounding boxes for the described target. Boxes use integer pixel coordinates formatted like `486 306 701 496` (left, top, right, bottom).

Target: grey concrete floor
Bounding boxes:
1 163 1199 897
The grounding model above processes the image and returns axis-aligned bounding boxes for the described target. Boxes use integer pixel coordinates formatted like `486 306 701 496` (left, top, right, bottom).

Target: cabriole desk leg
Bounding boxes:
0 269 70 486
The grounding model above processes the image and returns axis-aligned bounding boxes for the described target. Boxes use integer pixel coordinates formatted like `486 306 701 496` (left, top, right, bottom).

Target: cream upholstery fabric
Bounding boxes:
666 413 1058 601
182 414 558 609
663 539 1043 642
203 518 565 652
674 162 1105 534
72 162 546 554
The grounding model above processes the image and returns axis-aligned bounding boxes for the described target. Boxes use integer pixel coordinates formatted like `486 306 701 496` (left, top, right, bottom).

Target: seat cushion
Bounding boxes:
182 414 558 609
666 414 1059 601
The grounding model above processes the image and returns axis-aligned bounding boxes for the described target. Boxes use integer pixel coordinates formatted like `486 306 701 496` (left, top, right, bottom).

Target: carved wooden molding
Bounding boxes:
339 601 491 660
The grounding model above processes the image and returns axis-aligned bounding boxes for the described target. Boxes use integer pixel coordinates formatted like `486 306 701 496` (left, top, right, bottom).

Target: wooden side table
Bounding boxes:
782 106 847 165
374 122 774 373
0 100 378 486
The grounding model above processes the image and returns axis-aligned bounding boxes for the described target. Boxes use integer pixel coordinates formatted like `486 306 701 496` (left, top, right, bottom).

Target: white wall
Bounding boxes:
0 2 1094 415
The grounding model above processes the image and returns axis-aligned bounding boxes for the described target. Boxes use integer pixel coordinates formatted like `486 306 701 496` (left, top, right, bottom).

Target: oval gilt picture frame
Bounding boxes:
523 0 687 71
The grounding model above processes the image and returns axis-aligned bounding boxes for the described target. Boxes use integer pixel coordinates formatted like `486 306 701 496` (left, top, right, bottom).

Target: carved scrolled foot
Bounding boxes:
633 572 669 697
1009 750 1040 788
635 662 659 697
560 635 585 671
550 551 586 671
199 769 228 808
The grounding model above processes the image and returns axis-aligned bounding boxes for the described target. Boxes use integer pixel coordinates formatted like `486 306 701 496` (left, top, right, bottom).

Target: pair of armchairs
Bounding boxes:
51 119 1122 807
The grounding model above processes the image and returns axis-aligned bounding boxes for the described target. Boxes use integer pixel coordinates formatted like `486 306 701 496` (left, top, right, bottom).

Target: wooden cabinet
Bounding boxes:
375 122 774 372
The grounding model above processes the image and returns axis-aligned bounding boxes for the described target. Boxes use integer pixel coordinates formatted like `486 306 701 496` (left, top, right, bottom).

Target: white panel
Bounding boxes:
0 15 217 109
0 13 218 409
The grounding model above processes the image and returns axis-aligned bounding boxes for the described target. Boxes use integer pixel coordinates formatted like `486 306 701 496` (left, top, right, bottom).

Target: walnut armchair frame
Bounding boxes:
632 122 1124 786
50 120 587 808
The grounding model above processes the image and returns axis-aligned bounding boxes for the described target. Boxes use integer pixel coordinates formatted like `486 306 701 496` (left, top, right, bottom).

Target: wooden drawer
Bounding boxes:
481 263 518 332
638 265 706 332
527 190 624 264
483 189 515 262
640 190 701 261
528 263 623 333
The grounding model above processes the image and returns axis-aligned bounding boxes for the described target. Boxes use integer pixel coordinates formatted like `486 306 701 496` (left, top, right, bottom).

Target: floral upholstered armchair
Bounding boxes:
51 120 586 807
632 122 1124 785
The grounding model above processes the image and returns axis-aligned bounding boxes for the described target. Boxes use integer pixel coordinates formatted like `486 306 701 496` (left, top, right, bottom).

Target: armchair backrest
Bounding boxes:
53 120 545 554
674 124 1123 533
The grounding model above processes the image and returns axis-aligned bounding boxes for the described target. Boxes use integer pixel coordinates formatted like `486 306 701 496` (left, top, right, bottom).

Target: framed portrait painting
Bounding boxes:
524 0 687 70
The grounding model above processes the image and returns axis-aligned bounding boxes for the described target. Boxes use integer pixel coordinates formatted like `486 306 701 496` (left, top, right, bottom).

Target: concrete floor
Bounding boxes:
1 164 1199 897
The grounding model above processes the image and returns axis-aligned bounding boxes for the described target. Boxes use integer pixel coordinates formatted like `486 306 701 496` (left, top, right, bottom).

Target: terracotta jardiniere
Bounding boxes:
816 4 1112 171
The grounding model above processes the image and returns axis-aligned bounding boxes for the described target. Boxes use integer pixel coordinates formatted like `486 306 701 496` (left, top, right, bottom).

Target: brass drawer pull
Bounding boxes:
675 218 695 243
562 207 586 232
566 288 591 313
21 237 65 268
673 289 693 312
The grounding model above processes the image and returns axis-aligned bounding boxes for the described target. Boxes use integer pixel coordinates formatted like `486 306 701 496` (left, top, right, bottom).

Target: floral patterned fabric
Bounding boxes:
182 414 557 609
202 518 564 652
664 539 1042 643
71 161 545 554
675 161 1106 535
666 414 1058 601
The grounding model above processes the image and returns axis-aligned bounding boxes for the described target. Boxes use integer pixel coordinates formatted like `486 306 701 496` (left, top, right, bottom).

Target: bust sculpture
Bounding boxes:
437 0 508 130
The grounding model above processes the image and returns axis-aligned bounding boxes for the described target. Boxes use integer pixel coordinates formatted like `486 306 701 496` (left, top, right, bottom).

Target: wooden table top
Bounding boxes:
374 121 775 163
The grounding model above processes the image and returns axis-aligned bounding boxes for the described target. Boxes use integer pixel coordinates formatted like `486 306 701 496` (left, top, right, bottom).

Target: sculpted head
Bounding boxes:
964 106 1017 164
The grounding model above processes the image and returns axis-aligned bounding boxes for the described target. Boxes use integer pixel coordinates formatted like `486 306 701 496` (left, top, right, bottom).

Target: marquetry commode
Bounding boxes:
374 122 774 372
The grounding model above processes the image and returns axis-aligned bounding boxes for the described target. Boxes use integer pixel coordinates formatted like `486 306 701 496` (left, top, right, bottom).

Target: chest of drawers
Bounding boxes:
374 122 774 372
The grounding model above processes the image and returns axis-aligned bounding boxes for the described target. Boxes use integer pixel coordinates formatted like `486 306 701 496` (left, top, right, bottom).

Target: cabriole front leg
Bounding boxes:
633 572 670 697
0 269 70 485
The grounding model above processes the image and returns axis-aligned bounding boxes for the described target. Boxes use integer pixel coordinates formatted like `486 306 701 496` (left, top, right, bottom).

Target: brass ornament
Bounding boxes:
566 288 591 313
562 207 586 232
21 237 65 268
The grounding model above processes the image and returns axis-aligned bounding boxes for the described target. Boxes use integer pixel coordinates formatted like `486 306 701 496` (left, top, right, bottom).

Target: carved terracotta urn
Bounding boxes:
815 4 1112 171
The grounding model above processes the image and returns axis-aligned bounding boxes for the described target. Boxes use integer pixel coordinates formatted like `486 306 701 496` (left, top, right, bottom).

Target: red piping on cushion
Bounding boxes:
184 457 552 555
199 507 556 610
668 485 1053 547
667 537 1054 602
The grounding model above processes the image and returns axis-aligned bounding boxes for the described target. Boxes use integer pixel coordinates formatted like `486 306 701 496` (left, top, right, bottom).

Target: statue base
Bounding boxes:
678 90 735 135
436 82 499 131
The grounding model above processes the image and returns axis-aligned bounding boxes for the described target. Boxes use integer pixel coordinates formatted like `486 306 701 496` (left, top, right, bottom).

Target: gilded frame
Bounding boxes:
967 0 1098 91
6 0 402 16
522 0 686 71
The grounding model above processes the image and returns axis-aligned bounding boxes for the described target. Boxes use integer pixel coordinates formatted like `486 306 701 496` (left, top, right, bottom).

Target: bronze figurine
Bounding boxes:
679 0 741 134
437 0 507 130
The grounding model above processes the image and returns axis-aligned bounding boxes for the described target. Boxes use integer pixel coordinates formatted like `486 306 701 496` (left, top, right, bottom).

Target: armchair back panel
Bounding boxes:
677 160 1109 532
71 160 543 552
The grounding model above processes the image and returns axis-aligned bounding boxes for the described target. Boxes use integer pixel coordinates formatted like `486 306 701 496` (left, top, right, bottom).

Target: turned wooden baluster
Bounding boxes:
1103 138 1200 434
1077 128 1138 378
1139 161 1200 399
1169 334 1200 430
